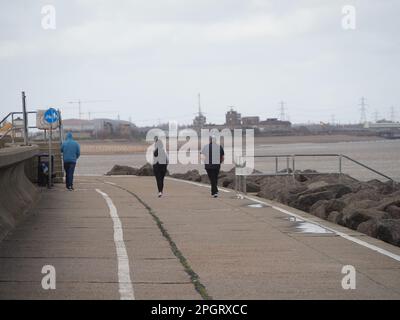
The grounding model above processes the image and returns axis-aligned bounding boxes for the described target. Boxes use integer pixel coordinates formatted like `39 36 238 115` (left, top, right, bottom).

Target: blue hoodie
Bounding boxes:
61 132 80 163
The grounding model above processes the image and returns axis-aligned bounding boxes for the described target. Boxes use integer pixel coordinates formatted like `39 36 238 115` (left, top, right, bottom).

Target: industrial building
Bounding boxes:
225 108 242 128
259 118 292 132
62 118 136 138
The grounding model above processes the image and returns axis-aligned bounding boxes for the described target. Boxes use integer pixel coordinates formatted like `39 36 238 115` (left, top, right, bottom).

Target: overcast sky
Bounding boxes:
0 0 399 126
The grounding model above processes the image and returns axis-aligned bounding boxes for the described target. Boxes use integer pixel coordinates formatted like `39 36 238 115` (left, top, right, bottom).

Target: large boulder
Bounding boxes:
341 188 384 204
246 181 260 193
357 219 378 237
172 170 201 182
365 179 399 195
376 219 400 246
359 219 400 246
137 163 154 176
106 165 138 176
221 177 234 188
306 181 329 190
200 174 209 184
310 199 346 220
294 173 309 183
293 191 336 212
218 171 228 179
217 169 235 188
327 211 343 224
375 191 400 211
304 173 358 189
342 208 388 230
186 170 202 182
305 184 353 198
386 205 400 219
257 178 303 204
341 199 380 215
292 184 352 212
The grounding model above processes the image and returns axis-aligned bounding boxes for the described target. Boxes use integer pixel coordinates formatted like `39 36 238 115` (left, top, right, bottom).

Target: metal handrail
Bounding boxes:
0 112 27 145
0 127 13 141
234 153 396 195
341 154 394 182
0 110 40 146
1 111 36 124
1 92 63 149
0 112 12 127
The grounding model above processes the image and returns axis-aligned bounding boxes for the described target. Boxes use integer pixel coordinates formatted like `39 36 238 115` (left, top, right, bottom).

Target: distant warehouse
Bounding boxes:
241 116 260 127
62 118 136 139
259 118 292 133
240 116 291 132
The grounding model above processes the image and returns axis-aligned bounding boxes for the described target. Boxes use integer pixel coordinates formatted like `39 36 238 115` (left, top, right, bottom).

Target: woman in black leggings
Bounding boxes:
153 137 168 197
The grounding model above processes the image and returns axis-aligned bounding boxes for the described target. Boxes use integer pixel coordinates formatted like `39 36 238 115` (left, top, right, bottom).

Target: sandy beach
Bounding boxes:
79 135 384 155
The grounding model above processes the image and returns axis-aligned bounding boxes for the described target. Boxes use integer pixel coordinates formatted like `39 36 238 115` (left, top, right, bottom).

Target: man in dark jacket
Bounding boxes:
61 132 80 191
201 135 224 197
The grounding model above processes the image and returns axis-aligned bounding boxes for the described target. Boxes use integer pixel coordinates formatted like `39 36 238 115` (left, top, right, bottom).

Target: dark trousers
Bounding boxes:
153 163 167 192
64 162 76 189
206 168 220 195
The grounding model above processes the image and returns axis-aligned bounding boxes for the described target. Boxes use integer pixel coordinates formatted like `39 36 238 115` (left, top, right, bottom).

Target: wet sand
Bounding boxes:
253 134 383 145
79 135 383 155
76 138 400 182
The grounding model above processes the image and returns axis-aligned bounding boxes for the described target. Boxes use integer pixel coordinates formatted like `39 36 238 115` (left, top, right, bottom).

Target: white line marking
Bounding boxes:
243 194 400 263
104 181 117 186
95 189 135 300
166 177 231 193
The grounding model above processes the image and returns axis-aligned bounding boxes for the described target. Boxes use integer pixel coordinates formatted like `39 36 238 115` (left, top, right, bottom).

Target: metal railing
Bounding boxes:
234 153 396 195
0 103 64 146
2 92 53 145
0 111 37 144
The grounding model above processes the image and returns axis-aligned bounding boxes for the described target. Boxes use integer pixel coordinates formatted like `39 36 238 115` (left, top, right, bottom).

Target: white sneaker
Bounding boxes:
213 193 218 198
158 192 162 197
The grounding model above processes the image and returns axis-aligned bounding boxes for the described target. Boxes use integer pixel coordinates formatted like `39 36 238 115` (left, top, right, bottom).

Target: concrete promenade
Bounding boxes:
1 175 400 299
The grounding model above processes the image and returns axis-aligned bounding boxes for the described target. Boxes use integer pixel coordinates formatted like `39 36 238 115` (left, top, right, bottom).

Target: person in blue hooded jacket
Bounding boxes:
61 132 80 190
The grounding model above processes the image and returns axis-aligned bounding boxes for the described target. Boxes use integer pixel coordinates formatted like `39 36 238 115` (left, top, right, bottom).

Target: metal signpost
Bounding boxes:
21 92 29 145
43 108 59 188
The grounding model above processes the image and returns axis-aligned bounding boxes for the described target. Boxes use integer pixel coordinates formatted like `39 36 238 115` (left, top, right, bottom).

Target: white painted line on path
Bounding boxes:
96 189 135 300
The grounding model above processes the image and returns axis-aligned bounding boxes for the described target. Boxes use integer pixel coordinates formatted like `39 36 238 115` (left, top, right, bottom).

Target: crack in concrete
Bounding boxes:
102 181 213 300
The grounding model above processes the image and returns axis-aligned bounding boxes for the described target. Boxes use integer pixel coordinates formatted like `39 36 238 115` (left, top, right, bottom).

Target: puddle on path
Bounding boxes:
247 203 266 208
242 202 333 234
285 216 333 234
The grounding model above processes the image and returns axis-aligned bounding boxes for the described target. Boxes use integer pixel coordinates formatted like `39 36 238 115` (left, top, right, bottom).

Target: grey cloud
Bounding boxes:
0 1 399 125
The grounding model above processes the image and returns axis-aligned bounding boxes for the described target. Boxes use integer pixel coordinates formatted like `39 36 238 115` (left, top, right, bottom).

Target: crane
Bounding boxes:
67 100 111 119
86 111 117 120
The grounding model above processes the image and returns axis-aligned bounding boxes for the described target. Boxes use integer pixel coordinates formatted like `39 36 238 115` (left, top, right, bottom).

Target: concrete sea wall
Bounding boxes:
0 146 39 241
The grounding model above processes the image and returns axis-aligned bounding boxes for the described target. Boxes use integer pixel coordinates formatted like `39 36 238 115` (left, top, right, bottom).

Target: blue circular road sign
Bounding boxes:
44 108 59 124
